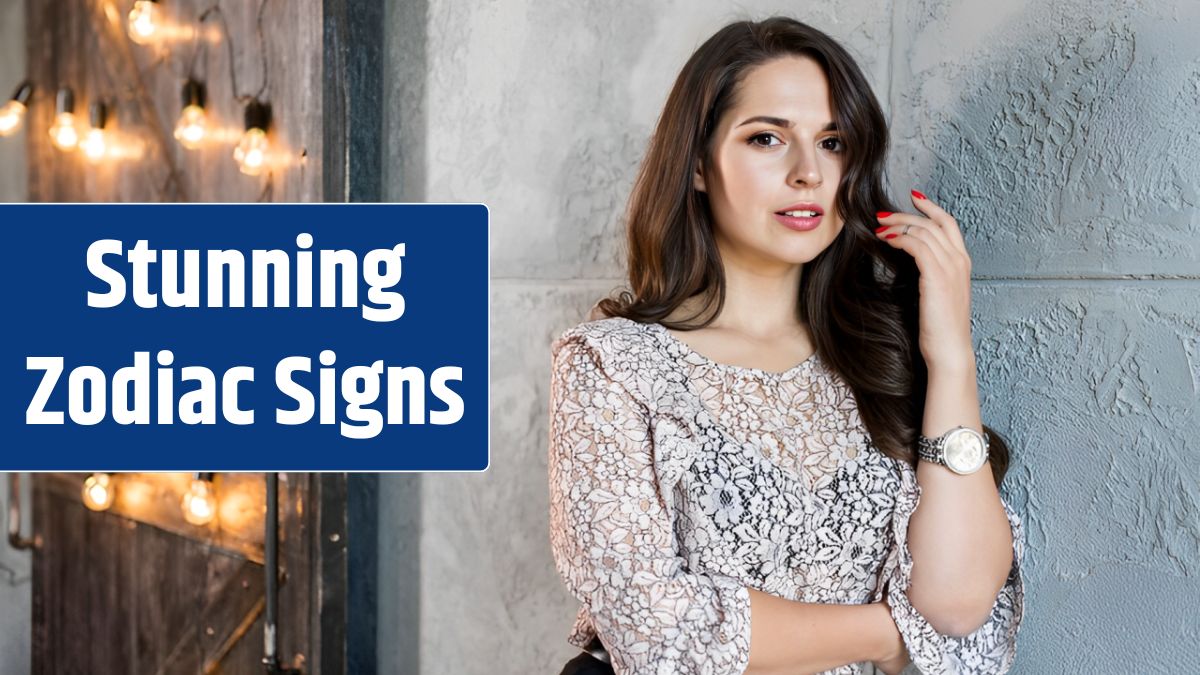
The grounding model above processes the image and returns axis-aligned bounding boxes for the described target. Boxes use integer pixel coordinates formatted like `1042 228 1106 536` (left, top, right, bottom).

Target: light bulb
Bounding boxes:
174 105 207 149
81 128 107 162
79 101 109 163
234 128 268 175
0 81 33 137
173 79 207 149
82 473 115 511
127 0 162 45
49 112 78 151
49 88 78 151
182 476 217 526
233 99 271 176
0 101 26 137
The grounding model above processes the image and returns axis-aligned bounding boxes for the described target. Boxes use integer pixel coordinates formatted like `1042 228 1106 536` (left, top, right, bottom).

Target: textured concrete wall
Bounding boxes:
0 476 32 675
0 0 26 202
887 1 1200 669
380 0 1200 673
1 1 32 672
380 2 892 673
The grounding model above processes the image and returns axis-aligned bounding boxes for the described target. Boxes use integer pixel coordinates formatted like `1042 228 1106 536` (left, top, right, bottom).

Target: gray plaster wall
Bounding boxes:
1 0 31 672
0 476 32 675
380 1 1199 673
0 0 26 202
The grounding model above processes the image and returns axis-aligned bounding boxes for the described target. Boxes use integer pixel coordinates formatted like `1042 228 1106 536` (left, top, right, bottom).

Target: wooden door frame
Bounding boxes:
312 474 380 675
322 0 384 204
321 0 384 670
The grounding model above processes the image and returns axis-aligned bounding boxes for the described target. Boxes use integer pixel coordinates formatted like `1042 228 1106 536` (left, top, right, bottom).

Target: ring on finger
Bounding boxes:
902 224 912 235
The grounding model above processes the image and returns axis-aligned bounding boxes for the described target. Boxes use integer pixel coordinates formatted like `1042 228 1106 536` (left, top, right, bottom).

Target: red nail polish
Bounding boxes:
911 189 927 200
874 225 888 233
884 233 898 239
875 211 893 218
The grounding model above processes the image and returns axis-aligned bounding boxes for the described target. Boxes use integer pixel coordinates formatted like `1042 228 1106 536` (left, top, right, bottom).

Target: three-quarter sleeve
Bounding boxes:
548 333 753 675
881 466 1026 674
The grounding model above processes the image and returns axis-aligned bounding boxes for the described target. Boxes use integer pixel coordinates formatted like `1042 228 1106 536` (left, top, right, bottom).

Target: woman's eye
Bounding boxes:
748 132 782 148
821 137 844 153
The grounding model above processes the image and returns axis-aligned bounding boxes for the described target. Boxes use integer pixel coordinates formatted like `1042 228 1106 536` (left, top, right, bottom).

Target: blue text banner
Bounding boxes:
0 204 490 471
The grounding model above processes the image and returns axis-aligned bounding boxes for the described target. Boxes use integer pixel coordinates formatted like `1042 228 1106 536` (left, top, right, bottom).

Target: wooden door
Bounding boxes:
25 473 376 675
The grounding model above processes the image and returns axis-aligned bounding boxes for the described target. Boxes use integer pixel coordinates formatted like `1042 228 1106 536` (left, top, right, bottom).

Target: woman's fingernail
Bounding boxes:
874 225 889 233
875 211 893 218
884 233 899 239
911 189 927 200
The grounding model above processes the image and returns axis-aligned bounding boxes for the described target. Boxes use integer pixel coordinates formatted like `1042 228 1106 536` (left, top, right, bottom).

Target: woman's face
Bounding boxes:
694 55 846 270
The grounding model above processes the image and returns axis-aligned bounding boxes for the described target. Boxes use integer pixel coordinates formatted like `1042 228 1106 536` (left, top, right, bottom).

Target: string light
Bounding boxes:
181 473 218 526
48 88 79 152
79 101 110 163
127 0 163 45
233 99 270 176
173 78 207 149
42 0 283 178
82 473 116 511
0 81 33 137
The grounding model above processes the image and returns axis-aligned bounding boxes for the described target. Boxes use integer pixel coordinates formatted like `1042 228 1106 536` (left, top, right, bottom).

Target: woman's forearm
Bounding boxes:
908 361 1014 635
743 587 896 675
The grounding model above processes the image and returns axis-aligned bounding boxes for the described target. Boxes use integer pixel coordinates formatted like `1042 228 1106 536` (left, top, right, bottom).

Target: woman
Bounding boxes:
548 16 1025 675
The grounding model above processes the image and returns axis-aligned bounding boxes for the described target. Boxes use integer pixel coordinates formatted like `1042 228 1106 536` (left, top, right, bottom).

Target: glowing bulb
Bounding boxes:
182 477 217 526
0 81 33 137
173 80 208 149
0 101 25 136
234 127 268 175
0 102 23 136
234 100 271 175
48 88 79 151
79 101 110 163
82 473 115 511
174 104 207 149
127 0 162 44
49 112 78 151
81 128 107 162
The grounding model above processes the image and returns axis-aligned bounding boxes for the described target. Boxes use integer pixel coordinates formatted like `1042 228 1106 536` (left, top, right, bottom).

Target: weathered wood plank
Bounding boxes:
26 0 322 202
279 472 314 673
39 473 267 564
86 510 135 673
31 472 319 674
317 473 348 675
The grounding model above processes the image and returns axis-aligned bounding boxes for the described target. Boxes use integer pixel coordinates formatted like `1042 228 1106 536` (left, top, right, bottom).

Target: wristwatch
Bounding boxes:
916 425 989 475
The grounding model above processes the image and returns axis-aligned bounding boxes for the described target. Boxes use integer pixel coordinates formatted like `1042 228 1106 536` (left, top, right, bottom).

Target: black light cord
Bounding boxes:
190 0 271 105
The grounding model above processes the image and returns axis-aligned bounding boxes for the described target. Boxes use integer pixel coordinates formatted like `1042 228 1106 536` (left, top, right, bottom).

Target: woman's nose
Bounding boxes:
789 148 822 187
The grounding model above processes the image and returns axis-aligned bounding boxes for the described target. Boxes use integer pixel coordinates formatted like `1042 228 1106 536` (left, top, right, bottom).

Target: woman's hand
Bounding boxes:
874 189 977 375
872 598 913 675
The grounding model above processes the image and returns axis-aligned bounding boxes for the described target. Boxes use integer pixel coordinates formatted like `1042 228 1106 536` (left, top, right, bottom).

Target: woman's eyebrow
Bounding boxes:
735 116 838 132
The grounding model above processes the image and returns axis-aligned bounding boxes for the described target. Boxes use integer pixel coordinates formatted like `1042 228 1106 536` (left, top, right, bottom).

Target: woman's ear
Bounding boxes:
693 160 707 193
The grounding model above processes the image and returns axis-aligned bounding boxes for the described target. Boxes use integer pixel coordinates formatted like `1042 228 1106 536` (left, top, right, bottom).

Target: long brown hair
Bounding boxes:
594 16 1011 487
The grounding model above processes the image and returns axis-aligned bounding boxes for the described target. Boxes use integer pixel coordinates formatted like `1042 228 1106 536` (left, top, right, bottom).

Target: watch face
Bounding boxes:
944 429 986 473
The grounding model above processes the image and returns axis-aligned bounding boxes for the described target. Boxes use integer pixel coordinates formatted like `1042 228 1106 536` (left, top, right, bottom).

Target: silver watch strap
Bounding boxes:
916 434 944 464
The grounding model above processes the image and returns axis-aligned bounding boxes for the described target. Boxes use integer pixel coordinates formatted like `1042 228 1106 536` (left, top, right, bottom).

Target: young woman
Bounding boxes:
548 16 1025 675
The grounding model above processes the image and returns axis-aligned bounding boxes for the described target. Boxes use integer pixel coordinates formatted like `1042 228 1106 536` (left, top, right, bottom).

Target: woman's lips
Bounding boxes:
773 212 822 231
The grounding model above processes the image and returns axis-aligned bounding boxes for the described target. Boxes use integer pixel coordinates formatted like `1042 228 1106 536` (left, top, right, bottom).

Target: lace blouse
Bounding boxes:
547 317 1025 674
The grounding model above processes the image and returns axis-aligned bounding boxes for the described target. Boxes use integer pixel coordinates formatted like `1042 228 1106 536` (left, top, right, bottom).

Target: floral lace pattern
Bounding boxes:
548 317 1025 674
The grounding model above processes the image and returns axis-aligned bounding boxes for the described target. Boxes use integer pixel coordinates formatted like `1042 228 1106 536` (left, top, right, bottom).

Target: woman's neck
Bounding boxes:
669 263 805 339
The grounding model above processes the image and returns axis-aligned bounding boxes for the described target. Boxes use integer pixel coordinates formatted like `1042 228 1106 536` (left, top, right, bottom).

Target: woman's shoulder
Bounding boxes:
552 316 661 356
551 316 677 388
